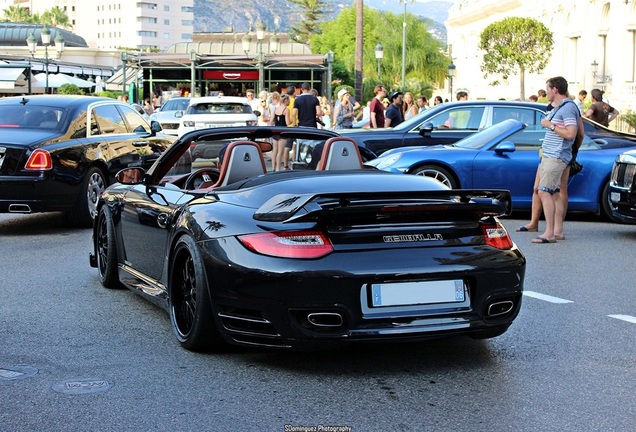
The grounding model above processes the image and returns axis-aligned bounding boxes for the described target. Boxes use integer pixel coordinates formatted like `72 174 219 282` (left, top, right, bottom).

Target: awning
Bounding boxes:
0 67 26 89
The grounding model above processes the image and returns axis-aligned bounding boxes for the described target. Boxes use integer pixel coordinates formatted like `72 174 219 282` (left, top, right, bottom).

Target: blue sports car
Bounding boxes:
367 119 636 221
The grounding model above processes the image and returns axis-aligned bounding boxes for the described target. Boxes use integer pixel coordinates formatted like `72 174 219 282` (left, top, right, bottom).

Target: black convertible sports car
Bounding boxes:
0 95 175 227
90 126 526 352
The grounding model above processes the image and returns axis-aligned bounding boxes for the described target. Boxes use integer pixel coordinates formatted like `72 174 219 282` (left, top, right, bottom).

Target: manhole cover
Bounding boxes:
0 366 38 381
52 378 114 395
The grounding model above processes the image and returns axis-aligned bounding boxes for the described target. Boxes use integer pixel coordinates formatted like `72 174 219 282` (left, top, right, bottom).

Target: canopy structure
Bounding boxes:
32 72 96 88
0 61 30 91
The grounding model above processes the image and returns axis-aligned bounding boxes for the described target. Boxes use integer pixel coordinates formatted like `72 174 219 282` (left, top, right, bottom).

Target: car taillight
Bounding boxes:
238 231 334 259
481 222 513 250
25 149 52 170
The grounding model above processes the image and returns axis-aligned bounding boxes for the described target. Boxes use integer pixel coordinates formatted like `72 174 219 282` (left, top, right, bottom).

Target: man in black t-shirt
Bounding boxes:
293 82 323 127
385 91 404 127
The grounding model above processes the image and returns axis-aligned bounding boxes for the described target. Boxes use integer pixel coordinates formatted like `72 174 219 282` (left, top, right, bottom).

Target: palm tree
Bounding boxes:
42 6 70 29
3 5 31 22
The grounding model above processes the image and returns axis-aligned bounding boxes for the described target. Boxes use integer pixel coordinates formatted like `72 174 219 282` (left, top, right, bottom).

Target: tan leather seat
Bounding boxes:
316 137 364 170
201 140 267 188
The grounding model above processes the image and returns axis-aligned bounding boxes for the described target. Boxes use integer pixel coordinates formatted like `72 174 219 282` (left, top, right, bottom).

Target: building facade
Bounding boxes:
12 0 193 50
446 0 636 115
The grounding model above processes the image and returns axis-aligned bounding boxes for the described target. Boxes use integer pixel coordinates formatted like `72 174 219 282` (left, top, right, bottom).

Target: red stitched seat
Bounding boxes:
316 137 364 170
200 140 267 188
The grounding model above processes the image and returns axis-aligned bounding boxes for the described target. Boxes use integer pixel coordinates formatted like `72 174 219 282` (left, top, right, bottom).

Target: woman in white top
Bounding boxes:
402 92 418 121
268 91 281 125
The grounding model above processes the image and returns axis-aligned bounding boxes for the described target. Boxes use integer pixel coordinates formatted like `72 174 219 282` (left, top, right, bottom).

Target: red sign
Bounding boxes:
203 70 259 80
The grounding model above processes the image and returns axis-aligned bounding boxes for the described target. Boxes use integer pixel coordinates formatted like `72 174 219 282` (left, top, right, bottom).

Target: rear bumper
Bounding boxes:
0 174 77 214
200 239 526 350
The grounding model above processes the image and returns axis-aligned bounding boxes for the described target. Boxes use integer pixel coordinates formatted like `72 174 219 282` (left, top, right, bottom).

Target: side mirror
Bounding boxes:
419 122 434 136
150 120 162 134
494 141 516 154
175 110 184 118
253 110 261 117
116 167 146 185
256 140 273 153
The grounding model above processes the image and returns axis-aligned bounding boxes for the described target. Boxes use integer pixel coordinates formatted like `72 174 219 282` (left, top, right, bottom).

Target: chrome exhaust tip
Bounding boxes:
8 204 32 213
306 312 344 328
487 300 514 317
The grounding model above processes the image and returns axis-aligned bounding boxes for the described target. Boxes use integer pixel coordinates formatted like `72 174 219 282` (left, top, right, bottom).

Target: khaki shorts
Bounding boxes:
538 157 567 194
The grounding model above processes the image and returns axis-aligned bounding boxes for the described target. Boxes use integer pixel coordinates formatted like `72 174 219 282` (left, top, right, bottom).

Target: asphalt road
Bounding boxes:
0 212 634 431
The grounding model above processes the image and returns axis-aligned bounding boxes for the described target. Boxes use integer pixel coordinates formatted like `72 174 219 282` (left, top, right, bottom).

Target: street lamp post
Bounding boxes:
401 0 407 92
448 61 456 100
374 43 384 84
256 20 266 93
121 51 128 97
190 50 197 96
242 21 279 94
27 26 65 94
326 51 334 105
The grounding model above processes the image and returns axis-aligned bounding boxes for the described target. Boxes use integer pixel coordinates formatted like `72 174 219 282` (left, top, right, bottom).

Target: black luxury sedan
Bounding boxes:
609 149 636 222
303 100 636 166
90 126 526 352
0 95 176 227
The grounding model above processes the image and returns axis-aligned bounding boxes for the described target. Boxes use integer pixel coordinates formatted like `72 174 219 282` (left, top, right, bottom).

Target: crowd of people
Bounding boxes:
239 83 449 171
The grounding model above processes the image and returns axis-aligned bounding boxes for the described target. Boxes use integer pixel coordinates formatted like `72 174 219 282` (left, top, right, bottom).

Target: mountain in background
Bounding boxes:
193 0 452 43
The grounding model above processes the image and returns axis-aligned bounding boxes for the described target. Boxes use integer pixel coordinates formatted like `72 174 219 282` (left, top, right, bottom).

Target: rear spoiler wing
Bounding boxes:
253 189 512 223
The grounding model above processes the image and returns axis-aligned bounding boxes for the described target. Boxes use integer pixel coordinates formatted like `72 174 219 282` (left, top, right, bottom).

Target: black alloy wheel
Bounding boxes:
96 206 122 289
169 235 224 352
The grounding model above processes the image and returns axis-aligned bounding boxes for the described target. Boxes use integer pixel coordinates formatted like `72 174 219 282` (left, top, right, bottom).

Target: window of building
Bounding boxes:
164 19 170 25
163 32 170 39
182 20 193 26
182 33 192 40
164 5 169 11
181 6 193 12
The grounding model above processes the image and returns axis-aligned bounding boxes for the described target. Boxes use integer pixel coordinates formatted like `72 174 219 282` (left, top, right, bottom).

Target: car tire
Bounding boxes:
169 235 225 352
469 325 510 340
601 180 621 223
95 206 123 289
68 166 107 228
410 164 458 188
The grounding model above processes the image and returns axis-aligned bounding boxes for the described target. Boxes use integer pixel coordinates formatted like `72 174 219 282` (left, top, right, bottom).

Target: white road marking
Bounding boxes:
523 291 573 304
608 315 636 324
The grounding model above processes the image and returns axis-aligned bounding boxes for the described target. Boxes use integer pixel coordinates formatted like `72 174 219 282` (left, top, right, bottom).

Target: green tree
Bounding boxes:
310 6 448 102
478 17 553 100
287 0 329 43
3 5 31 22
42 6 71 29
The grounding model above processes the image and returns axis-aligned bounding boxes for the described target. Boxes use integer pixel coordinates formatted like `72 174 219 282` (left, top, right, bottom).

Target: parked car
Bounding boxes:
130 103 150 121
0 95 176 227
89 126 525 352
309 100 636 166
176 96 258 161
148 97 190 135
366 119 636 221
609 149 636 222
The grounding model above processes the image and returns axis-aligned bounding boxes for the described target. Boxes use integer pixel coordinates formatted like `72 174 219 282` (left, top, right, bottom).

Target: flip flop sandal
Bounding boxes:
532 237 556 244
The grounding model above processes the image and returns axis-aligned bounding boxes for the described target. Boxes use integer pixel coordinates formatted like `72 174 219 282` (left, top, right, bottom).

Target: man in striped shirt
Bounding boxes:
533 76 579 244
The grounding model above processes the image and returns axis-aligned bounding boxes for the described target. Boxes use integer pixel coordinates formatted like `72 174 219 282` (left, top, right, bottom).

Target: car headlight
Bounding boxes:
374 153 403 170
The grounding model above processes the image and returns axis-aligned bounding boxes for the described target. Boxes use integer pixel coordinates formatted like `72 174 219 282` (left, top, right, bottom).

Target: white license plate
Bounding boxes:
370 280 465 307
611 191 621 203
